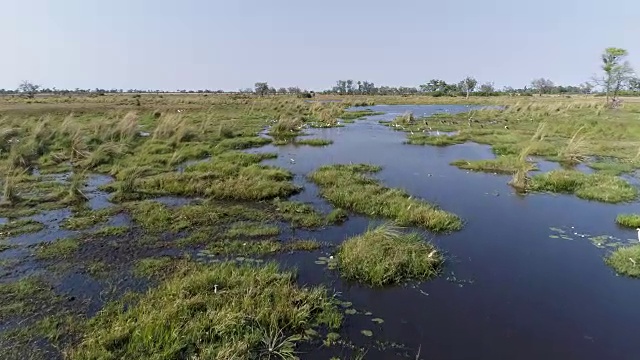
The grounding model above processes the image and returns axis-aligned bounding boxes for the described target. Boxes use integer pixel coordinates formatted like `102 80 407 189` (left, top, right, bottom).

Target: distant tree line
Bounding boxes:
4 48 637 100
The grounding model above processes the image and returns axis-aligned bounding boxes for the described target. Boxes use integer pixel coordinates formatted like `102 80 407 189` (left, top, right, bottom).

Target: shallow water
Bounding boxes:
248 105 640 360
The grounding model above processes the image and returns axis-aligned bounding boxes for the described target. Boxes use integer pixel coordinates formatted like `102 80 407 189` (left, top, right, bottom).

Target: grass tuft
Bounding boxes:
70 261 342 359
35 238 79 260
308 164 462 232
605 245 640 277
336 224 443 286
529 170 637 203
615 214 640 228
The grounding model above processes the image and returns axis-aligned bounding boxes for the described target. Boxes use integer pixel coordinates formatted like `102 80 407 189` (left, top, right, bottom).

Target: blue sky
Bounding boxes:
1 0 638 91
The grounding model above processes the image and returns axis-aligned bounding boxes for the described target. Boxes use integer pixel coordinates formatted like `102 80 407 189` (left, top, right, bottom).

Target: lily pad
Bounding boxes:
549 227 566 234
371 318 384 324
341 301 353 308
345 309 357 315
318 256 329 261
364 312 372 316
314 260 326 265
361 329 373 337
549 235 559 239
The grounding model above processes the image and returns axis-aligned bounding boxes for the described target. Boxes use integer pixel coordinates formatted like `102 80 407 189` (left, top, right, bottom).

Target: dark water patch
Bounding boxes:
85 174 115 211
247 105 640 360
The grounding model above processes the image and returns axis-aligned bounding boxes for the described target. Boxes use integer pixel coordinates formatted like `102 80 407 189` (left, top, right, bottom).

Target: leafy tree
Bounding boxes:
254 82 269 96
277 87 288 94
17 80 41 98
530 78 555 96
478 82 495 95
597 48 634 102
287 87 301 94
628 78 640 93
457 77 477 98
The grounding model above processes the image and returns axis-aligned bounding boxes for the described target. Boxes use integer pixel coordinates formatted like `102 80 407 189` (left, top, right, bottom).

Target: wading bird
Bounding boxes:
636 228 640 242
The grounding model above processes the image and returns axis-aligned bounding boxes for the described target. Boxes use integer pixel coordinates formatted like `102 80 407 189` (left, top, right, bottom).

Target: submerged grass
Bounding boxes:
70 261 342 359
308 164 462 232
529 170 637 203
0 276 57 321
605 245 640 277
615 214 640 228
336 224 443 286
294 138 333 147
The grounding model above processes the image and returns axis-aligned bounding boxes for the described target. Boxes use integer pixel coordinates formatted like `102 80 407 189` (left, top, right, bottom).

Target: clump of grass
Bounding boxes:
70 261 342 359
308 164 462 232
326 208 348 225
557 127 588 165
605 245 640 277
529 170 637 203
1 176 19 206
216 136 271 150
63 172 88 205
269 117 304 136
588 161 635 175
206 239 282 255
111 111 139 142
336 224 443 286
287 239 321 251
450 156 529 174
35 238 79 260
405 133 467 147
62 207 120 230
509 123 546 191
126 200 172 232
392 112 415 126
0 219 44 239
227 222 280 238
0 277 57 321
295 138 333 147
92 225 128 237
339 110 383 121
274 200 325 228
616 214 640 228
134 257 174 278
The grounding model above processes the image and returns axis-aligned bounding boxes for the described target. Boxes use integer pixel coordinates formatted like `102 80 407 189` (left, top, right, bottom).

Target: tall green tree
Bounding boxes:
598 48 634 102
457 77 477 98
254 82 270 96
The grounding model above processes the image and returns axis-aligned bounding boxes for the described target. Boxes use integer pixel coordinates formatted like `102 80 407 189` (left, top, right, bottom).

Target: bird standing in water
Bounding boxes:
636 228 640 242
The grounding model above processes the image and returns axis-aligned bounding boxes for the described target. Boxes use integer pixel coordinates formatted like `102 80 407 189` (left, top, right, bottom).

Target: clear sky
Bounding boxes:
1 0 638 91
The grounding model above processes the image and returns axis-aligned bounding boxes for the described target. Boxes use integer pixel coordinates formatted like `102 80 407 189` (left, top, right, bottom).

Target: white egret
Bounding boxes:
637 228 640 242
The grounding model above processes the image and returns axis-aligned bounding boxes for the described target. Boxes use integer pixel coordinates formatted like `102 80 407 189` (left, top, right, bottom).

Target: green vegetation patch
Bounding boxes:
529 170 637 203
205 238 321 256
92 226 129 237
0 219 45 239
406 133 467 147
450 156 531 174
605 245 640 277
134 257 175 278
588 161 636 175
69 261 342 359
308 164 462 232
336 224 443 286
326 208 349 225
226 222 280 238
61 207 121 230
35 238 80 260
616 214 640 228
274 200 325 228
0 277 58 321
295 138 333 147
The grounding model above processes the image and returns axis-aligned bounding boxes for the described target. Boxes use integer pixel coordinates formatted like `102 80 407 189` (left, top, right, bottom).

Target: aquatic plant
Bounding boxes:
295 138 333 146
557 127 588 166
35 238 79 260
274 200 325 228
269 117 304 136
605 245 640 277
450 156 527 174
336 223 443 286
308 164 462 232
615 214 640 228
69 262 342 359
529 170 637 203
509 123 546 191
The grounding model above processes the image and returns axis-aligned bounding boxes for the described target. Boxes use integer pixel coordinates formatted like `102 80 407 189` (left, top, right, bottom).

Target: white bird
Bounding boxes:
290 158 295 163
214 284 219 294
636 228 640 242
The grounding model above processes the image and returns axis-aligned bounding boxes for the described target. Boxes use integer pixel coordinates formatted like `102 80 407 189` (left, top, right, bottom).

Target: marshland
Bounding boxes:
1 89 640 360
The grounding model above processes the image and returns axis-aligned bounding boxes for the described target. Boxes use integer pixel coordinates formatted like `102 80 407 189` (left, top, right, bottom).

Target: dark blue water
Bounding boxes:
247 105 640 360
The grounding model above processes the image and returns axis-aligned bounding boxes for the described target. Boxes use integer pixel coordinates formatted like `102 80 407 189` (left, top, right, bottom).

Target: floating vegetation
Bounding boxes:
371 318 384 324
361 329 373 337
548 226 635 249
